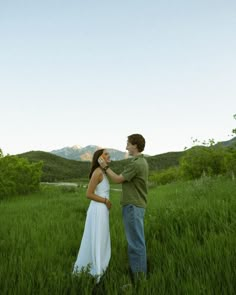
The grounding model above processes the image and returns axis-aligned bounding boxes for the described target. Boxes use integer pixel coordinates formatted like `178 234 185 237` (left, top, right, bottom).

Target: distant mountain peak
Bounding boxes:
71 144 83 149
50 144 128 161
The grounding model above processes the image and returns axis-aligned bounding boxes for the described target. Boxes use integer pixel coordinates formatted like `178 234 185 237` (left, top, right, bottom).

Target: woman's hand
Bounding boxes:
105 198 112 210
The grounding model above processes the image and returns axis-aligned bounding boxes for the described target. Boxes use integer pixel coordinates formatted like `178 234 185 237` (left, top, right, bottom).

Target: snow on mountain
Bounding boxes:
50 145 128 161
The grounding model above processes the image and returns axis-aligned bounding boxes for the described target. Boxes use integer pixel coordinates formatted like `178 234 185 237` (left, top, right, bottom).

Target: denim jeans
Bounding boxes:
122 204 147 274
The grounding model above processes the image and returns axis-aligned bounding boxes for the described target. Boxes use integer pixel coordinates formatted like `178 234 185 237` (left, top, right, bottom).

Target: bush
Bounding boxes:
225 148 236 175
149 167 180 185
0 155 43 198
179 146 232 180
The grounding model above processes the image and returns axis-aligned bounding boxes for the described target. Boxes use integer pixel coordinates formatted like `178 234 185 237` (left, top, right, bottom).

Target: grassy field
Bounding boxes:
0 177 235 294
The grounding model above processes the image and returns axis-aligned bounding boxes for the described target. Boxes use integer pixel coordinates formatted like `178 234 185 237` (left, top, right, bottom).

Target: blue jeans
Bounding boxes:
122 204 147 274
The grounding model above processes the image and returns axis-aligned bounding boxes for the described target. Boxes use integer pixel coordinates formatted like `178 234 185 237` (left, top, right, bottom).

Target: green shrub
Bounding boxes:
225 148 236 175
179 146 230 180
149 167 180 185
0 155 42 198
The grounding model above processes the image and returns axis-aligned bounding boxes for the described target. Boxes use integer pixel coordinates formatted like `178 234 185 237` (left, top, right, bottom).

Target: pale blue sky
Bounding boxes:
1 0 235 156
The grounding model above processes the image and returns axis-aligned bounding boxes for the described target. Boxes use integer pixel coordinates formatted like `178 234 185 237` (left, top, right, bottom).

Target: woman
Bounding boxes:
73 149 112 283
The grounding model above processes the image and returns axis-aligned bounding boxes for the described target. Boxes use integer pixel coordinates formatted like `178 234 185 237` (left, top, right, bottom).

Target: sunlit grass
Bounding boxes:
0 177 235 294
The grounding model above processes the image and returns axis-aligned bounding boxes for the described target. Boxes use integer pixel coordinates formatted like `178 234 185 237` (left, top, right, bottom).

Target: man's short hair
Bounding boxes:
128 134 145 152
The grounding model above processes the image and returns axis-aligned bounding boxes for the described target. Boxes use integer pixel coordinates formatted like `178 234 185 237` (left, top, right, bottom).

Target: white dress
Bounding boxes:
73 174 111 282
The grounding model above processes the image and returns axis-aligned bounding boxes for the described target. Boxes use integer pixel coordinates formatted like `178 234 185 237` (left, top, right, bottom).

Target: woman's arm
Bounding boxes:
86 168 112 209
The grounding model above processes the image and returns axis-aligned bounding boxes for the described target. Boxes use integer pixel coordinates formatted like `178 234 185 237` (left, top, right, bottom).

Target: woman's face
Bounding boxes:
101 149 111 163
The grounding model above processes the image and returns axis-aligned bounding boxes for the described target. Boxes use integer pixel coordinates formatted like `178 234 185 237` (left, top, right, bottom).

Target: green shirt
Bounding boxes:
121 154 149 208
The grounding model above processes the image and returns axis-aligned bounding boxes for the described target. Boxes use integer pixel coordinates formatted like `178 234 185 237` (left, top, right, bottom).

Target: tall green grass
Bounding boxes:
0 177 235 294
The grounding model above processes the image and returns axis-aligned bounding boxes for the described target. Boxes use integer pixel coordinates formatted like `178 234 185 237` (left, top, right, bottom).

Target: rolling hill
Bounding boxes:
17 150 184 181
17 137 236 182
17 151 90 182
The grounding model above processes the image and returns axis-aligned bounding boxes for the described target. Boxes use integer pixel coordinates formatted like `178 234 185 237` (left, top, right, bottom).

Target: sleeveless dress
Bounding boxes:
73 174 111 282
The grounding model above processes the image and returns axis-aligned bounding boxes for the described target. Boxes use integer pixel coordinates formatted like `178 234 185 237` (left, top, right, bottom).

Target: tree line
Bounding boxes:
1 115 235 197
149 144 236 185
149 114 236 185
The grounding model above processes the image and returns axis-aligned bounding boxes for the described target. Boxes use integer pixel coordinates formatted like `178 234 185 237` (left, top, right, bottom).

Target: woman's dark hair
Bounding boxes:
128 134 145 152
89 149 104 179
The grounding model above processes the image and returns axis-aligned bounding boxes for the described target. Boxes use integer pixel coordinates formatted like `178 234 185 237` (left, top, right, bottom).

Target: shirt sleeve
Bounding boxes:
121 161 137 181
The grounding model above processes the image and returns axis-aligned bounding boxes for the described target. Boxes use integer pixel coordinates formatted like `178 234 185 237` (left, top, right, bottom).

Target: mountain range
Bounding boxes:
17 136 236 182
50 145 129 161
50 137 236 162
215 136 236 148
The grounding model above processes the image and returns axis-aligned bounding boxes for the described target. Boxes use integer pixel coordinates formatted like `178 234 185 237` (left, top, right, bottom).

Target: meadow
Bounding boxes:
0 177 235 295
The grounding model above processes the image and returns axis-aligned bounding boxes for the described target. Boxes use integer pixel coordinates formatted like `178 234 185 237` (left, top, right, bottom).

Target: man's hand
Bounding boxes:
98 156 125 184
98 156 108 169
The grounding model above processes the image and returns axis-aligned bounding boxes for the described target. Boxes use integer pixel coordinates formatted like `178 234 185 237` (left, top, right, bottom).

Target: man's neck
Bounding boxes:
132 151 142 157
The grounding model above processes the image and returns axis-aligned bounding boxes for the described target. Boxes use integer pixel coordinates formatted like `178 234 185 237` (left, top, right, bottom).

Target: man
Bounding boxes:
98 134 149 282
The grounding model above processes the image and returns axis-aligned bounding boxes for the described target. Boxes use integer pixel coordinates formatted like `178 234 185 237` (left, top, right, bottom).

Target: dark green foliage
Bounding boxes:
18 151 91 182
149 166 180 185
0 155 42 198
15 137 236 183
179 146 236 180
215 136 236 148
110 151 184 174
225 148 236 175
149 142 236 185
18 151 184 182
146 151 184 170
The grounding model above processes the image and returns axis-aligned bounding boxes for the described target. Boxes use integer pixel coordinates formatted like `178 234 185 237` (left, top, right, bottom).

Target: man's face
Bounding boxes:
126 141 136 156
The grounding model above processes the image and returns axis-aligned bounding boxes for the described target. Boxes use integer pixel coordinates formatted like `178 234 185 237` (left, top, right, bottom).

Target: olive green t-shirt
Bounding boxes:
121 154 149 208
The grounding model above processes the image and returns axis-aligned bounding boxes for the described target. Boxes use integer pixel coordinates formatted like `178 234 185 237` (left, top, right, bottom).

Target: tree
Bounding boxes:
232 114 236 135
179 146 228 180
0 155 43 198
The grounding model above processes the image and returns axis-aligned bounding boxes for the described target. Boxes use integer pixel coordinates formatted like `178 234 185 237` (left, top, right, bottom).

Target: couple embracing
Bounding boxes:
73 134 148 285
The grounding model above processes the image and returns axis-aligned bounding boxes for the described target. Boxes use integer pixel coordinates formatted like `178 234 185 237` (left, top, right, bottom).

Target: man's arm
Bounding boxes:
105 167 125 184
98 156 125 184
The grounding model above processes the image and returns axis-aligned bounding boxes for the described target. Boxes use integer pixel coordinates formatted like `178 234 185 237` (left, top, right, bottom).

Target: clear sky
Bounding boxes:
1 0 235 156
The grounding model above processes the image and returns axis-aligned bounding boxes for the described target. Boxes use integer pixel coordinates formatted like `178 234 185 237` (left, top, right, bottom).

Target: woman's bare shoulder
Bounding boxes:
91 167 103 181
